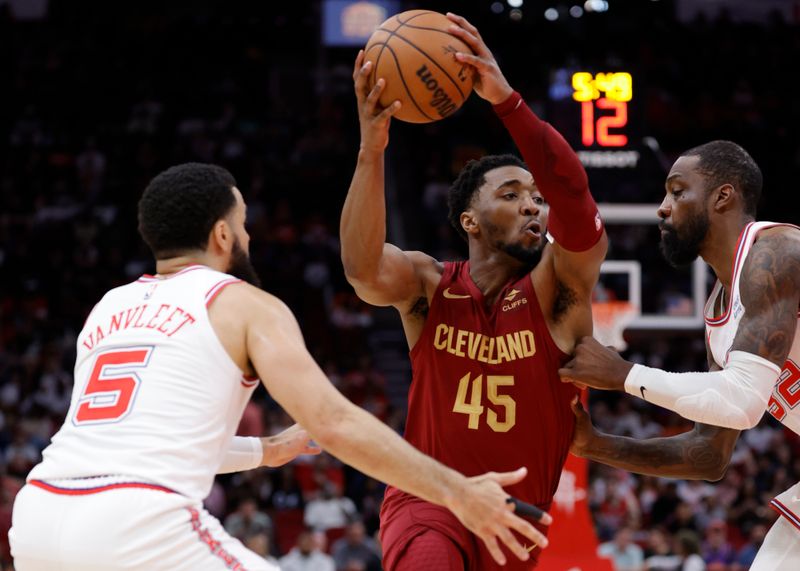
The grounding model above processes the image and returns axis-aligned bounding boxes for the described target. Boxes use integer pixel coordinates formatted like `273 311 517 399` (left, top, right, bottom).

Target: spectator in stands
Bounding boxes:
304 481 357 532
223 498 273 542
244 532 280 567
701 520 734 569
331 520 381 571
598 526 644 571
279 529 335 571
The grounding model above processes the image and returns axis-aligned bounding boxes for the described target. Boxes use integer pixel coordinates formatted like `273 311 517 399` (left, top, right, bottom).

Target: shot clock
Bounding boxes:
547 68 642 171
572 72 632 147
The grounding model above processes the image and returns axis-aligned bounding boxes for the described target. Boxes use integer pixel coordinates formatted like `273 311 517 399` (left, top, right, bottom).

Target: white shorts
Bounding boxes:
750 481 800 570
10 477 278 571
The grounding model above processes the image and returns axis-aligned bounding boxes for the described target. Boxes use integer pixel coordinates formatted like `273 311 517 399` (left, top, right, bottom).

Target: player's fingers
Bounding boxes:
304 445 322 455
352 49 364 80
375 100 401 123
507 497 552 525
481 535 506 566
365 77 385 106
488 466 527 487
354 61 373 99
446 12 480 39
507 513 550 549
496 526 530 562
454 51 491 71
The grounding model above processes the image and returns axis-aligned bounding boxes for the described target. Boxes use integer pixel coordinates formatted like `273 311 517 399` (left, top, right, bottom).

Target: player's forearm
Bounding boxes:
493 91 602 251
579 431 726 481
314 402 465 509
340 149 389 282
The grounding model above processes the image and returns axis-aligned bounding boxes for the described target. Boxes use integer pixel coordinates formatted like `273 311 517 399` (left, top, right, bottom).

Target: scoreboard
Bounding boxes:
547 68 643 171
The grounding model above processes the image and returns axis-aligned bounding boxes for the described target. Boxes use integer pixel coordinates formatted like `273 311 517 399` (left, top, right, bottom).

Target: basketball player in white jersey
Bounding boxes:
9 163 549 570
558 141 800 569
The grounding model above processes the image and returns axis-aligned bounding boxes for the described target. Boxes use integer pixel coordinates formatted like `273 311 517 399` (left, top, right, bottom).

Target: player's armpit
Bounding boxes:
731 229 800 367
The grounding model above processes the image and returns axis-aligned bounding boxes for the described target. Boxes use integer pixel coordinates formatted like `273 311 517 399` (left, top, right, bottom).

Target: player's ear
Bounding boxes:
711 183 735 213
209 219 233 254
460 211 479 235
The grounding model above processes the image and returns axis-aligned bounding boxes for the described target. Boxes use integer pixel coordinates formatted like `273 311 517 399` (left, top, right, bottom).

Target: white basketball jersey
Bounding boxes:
705 221 800 437
28 265 258 500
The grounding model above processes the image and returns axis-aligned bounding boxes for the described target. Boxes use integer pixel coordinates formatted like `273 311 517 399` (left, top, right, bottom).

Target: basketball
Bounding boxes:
363 10 475 124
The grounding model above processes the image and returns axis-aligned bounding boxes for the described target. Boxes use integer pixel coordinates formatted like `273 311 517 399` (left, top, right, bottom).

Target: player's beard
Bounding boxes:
485 220 544 268
659 207 709 268
228 237 262 288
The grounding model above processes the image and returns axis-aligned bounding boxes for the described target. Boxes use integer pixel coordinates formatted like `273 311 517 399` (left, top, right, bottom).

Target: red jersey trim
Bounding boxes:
240 375 259 388
30 479 176 496
205 278 243 308
770 499 800 533
706 223 800 327
138 264 206 283
187 507 250 570
705 222 753 327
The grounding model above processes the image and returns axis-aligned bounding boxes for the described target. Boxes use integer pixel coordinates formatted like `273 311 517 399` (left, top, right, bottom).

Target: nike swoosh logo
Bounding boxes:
640 386 647 400
443 287 471 300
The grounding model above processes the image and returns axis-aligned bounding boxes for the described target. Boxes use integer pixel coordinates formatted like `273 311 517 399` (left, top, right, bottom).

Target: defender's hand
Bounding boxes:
448 467 552 565
445 12 513 105
261 424 322 467
559 336 633 391
569 396 596 457
352 50 401 153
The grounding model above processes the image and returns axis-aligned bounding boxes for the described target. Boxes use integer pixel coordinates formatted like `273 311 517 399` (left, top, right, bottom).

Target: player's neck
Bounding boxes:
468 250 528 303
154 253 219 277
702 216 753 289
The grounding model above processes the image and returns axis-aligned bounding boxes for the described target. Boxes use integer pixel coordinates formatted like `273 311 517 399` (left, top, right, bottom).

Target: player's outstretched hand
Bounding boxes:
261 424 322 468
445 12 513 106
352 49 401 153
449 467 552 565
559 336 633 392
568 396 597 457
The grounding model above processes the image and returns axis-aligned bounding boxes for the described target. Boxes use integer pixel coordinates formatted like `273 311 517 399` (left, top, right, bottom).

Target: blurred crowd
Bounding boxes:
1 1 799 569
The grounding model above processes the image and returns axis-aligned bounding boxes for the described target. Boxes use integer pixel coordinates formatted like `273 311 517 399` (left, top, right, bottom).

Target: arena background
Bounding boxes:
1 0 799 569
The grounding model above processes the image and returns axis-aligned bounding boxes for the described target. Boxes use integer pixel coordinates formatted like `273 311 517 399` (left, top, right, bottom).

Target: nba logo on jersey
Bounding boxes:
144 283 158 300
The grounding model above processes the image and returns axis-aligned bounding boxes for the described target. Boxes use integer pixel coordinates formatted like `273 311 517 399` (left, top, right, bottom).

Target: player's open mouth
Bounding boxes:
523 221 541 238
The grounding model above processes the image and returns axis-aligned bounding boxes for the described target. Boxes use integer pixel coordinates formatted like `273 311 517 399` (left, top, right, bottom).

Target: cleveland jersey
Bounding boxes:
388 261 579 509
28 265 258 500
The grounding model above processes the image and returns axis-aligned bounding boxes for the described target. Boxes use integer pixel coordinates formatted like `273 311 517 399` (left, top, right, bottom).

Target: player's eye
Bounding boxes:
533 197 545 205
503 193 516 200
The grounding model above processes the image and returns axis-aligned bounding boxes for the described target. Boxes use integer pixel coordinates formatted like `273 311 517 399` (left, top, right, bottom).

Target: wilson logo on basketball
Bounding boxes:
416 65 458 118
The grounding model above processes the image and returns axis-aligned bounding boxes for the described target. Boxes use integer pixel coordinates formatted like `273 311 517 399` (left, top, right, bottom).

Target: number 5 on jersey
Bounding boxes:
452 373 516 432
72 347 154 425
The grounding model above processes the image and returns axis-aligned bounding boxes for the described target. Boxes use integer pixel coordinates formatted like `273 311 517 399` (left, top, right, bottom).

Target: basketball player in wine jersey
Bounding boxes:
342 13 608 570
9 163 548 570
561 141 800 569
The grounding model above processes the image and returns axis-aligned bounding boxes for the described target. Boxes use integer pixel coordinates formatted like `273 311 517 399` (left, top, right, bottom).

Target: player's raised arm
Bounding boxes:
446 12 607 294
234 285 550 565
340 51 432 309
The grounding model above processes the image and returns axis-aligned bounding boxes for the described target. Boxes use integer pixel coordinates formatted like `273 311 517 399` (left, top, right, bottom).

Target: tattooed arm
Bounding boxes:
731 227 800 365
570 347 740 481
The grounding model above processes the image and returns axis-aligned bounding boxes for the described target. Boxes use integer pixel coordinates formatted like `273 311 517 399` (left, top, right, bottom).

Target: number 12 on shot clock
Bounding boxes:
572 72 632 147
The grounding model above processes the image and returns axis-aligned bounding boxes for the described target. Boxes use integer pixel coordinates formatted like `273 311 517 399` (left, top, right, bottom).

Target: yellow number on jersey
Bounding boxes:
453 374 516 432
453 373 484 429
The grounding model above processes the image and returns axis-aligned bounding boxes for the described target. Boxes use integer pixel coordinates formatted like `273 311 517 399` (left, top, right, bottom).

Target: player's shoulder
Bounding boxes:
404 250 445 285
212 280 294 320
752 223 800 257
